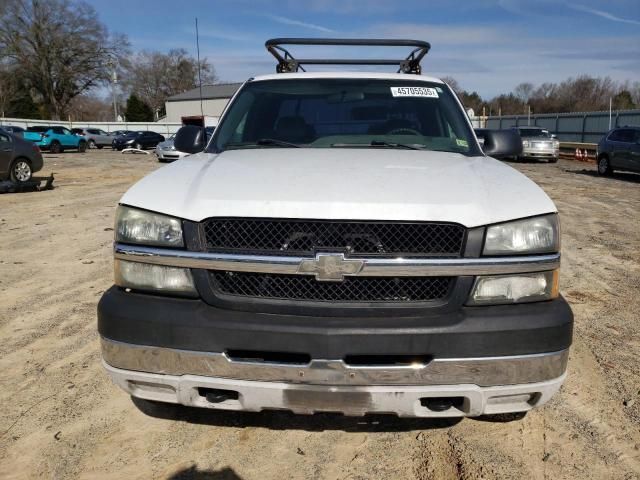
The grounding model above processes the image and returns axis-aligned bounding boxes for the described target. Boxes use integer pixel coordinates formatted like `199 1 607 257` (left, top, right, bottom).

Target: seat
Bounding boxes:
273 116 316 144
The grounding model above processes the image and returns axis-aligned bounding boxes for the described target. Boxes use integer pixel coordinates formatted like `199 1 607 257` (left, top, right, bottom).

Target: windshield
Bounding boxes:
518 128 551 138
210 79 480 156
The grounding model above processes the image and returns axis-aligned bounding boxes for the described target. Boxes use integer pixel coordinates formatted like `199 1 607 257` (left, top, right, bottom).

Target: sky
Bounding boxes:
85 0 640 98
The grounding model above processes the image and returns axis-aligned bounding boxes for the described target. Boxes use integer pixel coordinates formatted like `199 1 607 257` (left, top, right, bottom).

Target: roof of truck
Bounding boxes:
250 71 445 83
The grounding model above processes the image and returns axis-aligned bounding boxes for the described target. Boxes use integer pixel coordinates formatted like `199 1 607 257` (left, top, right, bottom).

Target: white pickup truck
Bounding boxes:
98 39 572 418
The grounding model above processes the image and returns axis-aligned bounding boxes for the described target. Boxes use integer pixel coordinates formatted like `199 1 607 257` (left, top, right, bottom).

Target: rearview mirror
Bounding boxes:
479 129 522 159
174 125 207 154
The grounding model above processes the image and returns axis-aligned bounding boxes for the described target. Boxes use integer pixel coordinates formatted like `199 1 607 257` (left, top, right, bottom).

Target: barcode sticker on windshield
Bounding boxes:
390 87 439 98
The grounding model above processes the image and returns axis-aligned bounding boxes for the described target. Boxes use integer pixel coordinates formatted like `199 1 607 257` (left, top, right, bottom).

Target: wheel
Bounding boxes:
97 145 104 149
10 158 32 183
78 140 87 153
88 139 96 149
597 155 612 176
134 142 142 150
549 157 558 163
49 141 62 154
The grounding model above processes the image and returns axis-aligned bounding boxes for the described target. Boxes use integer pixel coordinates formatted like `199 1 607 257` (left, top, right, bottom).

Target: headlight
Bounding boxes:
483 214 559 255
115 259 197 297
468 271 558 305
115 205 184 247
522 140 530 147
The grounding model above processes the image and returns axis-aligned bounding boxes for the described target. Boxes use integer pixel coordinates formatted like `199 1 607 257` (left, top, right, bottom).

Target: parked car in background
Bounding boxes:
110 130 135 149
0 125 25 138
596 126 640 175
112 131 165 151
23 126 87 153
155 127 214 162
155 136 187 162
110 130 134 137
511 127 559 163
0 128 43 182
72 128 112 149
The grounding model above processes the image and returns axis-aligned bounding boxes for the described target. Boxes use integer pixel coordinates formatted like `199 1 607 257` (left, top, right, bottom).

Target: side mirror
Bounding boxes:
480 129 522 159
551 134 557 139
174 125 207 154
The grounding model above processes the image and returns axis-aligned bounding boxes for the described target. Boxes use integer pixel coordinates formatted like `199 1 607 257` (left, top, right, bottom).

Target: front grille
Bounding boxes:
210 271 453 303
202 218 465 257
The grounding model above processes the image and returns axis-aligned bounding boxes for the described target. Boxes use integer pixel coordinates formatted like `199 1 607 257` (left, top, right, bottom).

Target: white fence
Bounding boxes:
0 117 183 136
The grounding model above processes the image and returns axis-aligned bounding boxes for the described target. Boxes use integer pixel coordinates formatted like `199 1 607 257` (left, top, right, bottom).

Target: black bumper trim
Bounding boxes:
97 286 573 359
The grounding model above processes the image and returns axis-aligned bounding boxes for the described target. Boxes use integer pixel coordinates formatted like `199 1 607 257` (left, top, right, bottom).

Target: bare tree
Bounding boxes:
440 76 462 95
0 67 19 117
122 49 218 117
67 94 114 121
514 82 535 104
0 0 129 119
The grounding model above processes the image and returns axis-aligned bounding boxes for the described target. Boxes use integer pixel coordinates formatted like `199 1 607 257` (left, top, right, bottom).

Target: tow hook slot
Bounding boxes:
198 388 239 404
420 397 465 412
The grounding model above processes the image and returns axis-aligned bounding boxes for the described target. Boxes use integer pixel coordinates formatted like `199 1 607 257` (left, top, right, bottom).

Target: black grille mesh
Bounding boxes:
203 219 465 257
211 271 453 303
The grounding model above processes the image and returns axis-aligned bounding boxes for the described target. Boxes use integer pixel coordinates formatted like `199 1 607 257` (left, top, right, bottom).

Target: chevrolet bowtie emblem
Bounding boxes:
297 253 364 281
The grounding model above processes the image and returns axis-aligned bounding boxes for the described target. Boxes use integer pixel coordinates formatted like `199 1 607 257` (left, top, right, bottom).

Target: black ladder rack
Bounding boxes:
265 38 431 75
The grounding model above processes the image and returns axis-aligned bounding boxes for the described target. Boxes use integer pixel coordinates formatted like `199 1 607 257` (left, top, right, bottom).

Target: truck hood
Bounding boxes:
120 148 556 228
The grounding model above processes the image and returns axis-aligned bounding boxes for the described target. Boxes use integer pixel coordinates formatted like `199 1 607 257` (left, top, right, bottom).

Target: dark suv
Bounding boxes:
596 126 640 175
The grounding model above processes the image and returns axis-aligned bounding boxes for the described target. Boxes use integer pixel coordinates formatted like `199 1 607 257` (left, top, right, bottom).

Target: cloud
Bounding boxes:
260 13 335 33
366 23 508 46
569 4 640 26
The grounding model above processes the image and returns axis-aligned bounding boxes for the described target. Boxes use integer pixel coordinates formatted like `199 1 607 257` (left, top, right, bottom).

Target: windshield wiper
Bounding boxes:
370 140 425 150
223 138 301 150
256 138 301 148
330 141 425 150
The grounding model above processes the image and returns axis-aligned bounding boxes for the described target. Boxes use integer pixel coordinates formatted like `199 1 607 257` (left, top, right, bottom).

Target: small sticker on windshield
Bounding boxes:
456 139 468 147
390 87 439 98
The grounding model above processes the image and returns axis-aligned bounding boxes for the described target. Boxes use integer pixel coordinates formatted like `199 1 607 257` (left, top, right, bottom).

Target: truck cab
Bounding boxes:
98 39 572 418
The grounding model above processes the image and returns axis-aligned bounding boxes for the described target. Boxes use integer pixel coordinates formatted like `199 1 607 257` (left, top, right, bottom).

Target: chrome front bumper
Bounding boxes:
102 338 568 416
522 147 558 158
101 338 568 387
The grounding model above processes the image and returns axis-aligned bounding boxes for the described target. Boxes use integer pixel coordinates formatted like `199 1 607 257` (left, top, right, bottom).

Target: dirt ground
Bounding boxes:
0 149 639 480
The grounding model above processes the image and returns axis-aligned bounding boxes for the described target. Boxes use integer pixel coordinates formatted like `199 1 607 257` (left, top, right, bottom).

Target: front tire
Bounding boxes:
549 157 558 163
50 141 62 154
597 155 612 176
88 139 96 149
78 141 87 153
10 158 32 183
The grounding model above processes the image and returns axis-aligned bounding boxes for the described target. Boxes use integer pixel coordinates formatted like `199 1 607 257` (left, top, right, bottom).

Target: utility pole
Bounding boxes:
107 57 119 121
609 97 612 130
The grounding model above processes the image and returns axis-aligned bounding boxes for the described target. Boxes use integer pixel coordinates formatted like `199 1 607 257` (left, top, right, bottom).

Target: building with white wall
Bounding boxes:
164 83 242 124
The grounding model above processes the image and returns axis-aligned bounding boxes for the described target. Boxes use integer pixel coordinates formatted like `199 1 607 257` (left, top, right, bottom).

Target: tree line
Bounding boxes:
0 0 217 121
443 76 640 117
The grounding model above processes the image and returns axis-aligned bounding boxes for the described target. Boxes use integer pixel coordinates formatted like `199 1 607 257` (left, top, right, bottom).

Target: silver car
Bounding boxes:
155 136 190 162
72 128 112 149
155 127 215 162
512 127 559 163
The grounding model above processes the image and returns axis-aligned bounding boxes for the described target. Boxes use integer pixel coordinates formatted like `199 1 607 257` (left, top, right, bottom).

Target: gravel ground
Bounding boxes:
0 150 638 480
